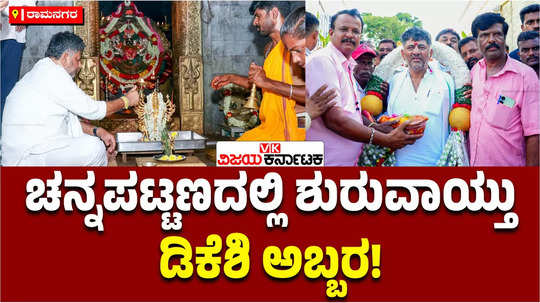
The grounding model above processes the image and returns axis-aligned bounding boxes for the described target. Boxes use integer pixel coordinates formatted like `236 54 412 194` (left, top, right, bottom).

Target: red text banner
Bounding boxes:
1 167 538 301
9 6 83 25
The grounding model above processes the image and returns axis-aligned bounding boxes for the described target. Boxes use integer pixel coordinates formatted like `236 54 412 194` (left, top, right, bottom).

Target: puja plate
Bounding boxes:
153 154 186 162
116 131 206 153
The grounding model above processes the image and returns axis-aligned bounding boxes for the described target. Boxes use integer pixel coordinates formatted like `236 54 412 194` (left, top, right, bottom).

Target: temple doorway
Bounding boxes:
74 0 204 134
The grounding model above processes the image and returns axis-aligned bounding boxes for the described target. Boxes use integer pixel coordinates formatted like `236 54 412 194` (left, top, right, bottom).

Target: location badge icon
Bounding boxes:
11 9 19 20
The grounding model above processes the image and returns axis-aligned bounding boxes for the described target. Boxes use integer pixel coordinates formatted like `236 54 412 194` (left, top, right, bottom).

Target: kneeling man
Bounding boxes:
2 31 139 166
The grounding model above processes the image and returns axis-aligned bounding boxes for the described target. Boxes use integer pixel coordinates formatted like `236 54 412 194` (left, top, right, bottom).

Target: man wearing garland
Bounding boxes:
352 43 391 117
306 9 421 166
2 32 140 166
469 13 539 166
387 27 455 166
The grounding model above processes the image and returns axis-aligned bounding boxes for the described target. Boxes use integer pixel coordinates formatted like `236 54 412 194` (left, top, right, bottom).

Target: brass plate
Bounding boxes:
153 154 187 162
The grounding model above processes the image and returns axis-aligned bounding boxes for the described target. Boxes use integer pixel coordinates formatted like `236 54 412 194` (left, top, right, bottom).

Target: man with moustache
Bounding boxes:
509 4 539 61
387 27 456 166
306 9 421 166
1 32 139 166
458 36 484 70
211 1 305 141
469 13 539 166
517 31 539 78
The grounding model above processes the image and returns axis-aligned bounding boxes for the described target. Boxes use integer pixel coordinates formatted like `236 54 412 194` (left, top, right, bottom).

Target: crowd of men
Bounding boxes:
306 3 539 166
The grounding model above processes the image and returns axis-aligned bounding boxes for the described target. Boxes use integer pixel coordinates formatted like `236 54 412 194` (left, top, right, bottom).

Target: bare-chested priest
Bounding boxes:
2 32 140 166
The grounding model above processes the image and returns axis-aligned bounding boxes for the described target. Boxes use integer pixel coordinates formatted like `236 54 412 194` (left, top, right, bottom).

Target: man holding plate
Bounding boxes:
387 27 456 166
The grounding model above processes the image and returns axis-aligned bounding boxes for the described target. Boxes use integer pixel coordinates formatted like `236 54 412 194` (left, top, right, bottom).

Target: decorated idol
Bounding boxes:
99 1 172 108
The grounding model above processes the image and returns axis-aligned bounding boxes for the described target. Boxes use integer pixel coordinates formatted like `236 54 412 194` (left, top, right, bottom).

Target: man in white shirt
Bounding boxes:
1 0 35 116
387 27 455 166
2 31 140 166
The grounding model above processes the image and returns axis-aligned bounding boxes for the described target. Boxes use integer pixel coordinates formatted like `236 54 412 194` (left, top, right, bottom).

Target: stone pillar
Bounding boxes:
172 1 204 135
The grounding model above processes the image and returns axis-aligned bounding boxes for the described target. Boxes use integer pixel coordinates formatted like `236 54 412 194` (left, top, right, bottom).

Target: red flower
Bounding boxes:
123 48 137 60
452 103 471 110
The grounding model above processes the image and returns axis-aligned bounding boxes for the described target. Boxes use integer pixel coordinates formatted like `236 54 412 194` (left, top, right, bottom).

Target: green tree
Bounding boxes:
361 12 423 45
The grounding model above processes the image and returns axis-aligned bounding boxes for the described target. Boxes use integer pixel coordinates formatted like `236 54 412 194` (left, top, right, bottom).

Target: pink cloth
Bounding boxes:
352 43 376 60
306 42 364 166
469 56 540 166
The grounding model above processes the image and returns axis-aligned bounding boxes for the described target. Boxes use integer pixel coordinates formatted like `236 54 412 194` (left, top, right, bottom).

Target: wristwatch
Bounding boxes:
92 127 99 137
296 112 311 130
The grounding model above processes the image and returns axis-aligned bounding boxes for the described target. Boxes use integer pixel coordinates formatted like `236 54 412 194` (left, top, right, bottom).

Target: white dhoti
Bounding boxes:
17 135 107 166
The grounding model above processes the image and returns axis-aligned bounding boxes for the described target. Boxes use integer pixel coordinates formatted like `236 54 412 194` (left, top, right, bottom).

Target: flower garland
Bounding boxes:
357 110 396 166
431 42 472 166
358 144 396 166
220 84 260 129
99 1 171 96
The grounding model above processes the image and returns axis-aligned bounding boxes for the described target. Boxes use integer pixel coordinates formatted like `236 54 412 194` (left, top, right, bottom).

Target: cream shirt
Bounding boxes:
387 64 455 166
1 57 107 165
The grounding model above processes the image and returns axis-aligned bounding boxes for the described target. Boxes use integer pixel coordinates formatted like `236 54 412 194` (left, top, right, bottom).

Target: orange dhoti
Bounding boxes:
237 40 305 141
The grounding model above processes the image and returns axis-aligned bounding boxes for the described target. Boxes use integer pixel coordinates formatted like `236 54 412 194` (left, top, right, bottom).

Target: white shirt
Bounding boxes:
1 0 36 43
356 82 366 100
1 57 107 165
387 65 455 166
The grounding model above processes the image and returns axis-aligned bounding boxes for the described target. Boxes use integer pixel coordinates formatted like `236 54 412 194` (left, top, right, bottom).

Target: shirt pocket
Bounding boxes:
424 90 444 116
485 94 518 130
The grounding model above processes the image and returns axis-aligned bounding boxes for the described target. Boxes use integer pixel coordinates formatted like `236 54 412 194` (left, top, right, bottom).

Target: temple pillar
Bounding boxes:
172 1 204 135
